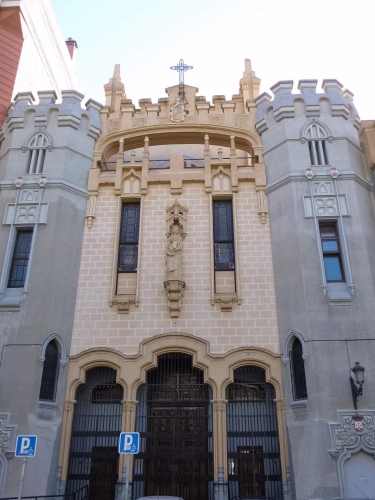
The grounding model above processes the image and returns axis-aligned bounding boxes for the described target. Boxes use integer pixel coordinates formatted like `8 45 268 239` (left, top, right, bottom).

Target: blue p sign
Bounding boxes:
15 435 37 457
118 432 140 454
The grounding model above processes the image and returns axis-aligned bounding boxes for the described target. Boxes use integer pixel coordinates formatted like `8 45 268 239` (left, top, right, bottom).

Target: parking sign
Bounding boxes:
118 432 140 454
15 435 38 458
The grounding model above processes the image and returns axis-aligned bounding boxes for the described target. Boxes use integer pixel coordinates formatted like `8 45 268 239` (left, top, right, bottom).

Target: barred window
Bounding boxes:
305 122 328 166
27 132 49 175
39 340 59 401
213 200 235 271
118 203 140 273
7 228 33 288
290 338 307 400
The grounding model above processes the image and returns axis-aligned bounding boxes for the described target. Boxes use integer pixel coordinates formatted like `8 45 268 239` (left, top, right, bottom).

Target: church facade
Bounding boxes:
0 59 375 500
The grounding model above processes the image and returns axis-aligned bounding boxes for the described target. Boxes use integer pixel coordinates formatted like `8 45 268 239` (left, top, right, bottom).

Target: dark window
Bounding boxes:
290 338 307 400
319 221 345 282
8 228 33 288
118 203 140 272
308 140 328 166
213 200 235 271
39 340 59 401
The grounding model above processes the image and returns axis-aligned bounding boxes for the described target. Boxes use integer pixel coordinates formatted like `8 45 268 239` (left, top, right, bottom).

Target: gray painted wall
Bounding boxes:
256 80 375 500
0 91 101 496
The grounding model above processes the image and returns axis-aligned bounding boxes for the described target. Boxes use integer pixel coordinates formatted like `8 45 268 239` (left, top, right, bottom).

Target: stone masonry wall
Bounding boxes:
71 181 279 355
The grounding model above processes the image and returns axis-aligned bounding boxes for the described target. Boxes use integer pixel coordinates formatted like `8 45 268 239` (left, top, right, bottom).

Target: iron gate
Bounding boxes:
227 366 283 500
133 353 213 500
65 367 123 500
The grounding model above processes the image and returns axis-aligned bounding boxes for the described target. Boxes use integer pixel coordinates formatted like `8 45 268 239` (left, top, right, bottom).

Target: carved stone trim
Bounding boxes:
0 413 16 455
164 200 187 318
329 410 375 497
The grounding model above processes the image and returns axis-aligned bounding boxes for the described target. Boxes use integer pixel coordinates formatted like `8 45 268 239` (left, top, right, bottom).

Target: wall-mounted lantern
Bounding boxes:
350 362 365 410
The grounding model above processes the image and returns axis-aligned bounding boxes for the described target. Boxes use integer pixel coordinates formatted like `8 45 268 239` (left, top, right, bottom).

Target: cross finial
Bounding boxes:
170 58 193 87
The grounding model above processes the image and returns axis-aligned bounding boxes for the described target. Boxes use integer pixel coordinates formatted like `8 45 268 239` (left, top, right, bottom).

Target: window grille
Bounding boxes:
7 228 33 288
213 200 235 271
290 338 308 400
27 132 49 174
39 340 59 401
118 203 140 272
305 122 328 166
319 221 345 282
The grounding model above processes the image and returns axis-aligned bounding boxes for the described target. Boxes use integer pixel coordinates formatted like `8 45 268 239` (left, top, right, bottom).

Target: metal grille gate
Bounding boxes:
66 367 123 500
133 353 213 500
227 366 283 500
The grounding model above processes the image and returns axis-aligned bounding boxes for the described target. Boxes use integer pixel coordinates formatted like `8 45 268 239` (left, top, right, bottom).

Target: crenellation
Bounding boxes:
255 79 359 134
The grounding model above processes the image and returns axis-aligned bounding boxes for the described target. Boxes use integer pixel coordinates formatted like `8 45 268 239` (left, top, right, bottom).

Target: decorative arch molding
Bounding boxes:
282 329 310 364
300 118 332 143
60 333 287 487
95 123 261 158
22 130 53 152
329 410 375 497
40 333 68 365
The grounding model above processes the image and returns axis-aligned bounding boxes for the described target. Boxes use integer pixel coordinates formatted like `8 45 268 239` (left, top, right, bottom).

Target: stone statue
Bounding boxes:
166 222 184 281
164 200 187 318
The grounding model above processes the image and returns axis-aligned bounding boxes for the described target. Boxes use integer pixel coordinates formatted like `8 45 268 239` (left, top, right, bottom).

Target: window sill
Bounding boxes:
214 293 238 312
0 289 26 311
290 399 308 409
36 400 58 420
111 294 136 314
326 282 353 303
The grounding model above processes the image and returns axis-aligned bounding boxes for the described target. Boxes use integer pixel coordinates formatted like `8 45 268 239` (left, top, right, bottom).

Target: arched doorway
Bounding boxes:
343 451 375 498
226 365 283 500
133 353 213 500
65 367 124 500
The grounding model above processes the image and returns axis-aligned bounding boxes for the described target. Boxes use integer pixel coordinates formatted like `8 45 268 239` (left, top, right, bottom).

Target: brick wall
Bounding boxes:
0 6 23 125
71 182 279 355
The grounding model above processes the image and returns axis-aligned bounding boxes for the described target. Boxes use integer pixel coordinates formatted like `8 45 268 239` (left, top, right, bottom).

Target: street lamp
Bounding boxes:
350 362 365 410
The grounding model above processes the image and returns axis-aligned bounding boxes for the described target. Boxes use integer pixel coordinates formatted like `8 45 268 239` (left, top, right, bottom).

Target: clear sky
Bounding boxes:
53 0 375 119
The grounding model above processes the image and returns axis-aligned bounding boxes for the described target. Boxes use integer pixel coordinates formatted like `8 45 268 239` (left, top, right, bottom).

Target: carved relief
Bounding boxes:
123 172 141 195
329 410 375 496
164 200 187 318
4 189 48 225
0 413 16 455
170 96 186 123
212 168 231 192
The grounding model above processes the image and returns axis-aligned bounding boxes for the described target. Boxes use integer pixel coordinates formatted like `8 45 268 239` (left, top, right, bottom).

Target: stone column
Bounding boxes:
117 400 138 500
58 400 76 493
212 399 228 500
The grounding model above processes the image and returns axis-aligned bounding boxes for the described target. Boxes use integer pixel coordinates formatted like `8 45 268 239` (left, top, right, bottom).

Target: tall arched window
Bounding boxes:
290 337 308 400
39 340 60 401
304 122 328 166
27 132 49 175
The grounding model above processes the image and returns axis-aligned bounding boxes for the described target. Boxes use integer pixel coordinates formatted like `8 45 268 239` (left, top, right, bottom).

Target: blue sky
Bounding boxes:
53 0 375 119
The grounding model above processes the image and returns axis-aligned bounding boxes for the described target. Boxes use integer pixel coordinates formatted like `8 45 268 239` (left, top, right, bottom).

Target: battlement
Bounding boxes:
255 79 360 135
101 60 261 134
4 90 103 140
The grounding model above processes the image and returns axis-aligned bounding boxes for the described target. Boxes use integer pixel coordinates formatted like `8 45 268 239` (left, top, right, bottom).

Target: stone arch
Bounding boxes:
40 333 67 365
301 119 331 140
59 334 287 487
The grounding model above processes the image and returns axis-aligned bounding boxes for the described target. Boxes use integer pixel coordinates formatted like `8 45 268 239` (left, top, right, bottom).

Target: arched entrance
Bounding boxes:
226 365 283 500
133 353 213 500
65 367 123 500
343 451 375 498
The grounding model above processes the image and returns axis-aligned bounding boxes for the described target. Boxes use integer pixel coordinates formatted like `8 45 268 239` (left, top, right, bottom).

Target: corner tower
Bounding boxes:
0 91 101 496
256 80 375 498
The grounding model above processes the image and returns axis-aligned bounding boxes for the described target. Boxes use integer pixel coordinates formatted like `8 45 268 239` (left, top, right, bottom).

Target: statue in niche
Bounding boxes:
164 200 187 318
166 221 184 281
170 95 186 123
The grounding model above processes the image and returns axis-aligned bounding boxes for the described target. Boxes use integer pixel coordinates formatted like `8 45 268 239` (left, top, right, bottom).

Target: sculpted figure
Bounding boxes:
166 222 184 281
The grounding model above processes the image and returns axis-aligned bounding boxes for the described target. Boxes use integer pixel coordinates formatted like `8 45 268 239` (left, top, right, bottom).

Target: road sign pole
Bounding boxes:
17 458 27 500
124 462 129 500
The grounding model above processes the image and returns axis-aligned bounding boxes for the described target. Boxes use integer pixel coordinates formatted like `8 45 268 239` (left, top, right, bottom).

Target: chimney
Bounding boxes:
65 37 78 59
